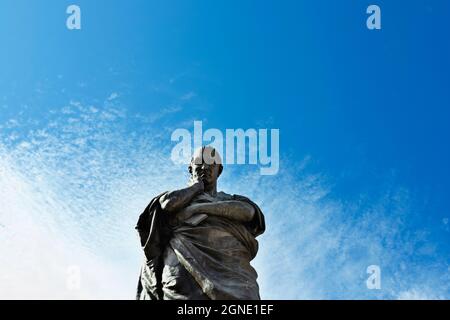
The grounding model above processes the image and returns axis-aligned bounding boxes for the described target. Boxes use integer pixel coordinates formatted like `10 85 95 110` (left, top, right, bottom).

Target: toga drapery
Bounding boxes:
135 191 265 300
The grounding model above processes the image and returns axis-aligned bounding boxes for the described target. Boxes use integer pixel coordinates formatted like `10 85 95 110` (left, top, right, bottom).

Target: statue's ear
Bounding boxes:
217 164 223 177
188 165 193 175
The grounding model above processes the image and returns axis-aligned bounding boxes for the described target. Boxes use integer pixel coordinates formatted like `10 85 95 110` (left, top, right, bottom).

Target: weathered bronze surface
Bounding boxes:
136 147 265 300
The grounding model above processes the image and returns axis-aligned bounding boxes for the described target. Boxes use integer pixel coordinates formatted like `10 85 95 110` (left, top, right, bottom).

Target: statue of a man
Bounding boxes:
135 146 265 300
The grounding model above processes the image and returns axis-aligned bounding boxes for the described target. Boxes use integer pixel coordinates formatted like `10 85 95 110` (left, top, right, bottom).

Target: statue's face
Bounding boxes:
190 162 221 186
189 147 222 187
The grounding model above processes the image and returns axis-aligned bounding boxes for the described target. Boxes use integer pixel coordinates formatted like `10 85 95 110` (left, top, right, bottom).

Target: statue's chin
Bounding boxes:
204 181 217 190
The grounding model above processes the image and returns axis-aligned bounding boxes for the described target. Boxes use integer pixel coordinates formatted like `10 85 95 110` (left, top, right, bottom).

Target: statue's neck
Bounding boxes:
204 183 217 197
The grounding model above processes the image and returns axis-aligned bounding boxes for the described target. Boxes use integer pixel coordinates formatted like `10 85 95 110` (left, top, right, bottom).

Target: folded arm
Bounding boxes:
159 182 204 213
177 200 255 223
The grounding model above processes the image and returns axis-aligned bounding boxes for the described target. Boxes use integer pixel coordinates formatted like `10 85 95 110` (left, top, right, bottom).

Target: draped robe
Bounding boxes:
135 191 265 300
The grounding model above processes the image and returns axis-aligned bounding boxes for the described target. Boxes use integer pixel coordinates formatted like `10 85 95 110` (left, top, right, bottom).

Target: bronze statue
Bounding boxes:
136 146 265 299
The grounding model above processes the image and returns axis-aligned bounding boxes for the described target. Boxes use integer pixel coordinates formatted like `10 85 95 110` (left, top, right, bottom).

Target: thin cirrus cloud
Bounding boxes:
0 96 449 299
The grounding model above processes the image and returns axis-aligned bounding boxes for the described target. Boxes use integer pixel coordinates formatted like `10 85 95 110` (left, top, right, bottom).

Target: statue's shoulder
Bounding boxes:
216 191 233 200
218 191 265 237
216 191 234 201
216 191 251 201
217 191 255 204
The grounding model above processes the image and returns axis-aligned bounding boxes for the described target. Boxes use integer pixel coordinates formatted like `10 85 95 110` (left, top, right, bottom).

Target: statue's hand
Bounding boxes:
174 203 203 223
159 180 204 213
192 180 205 191
189 178 205 191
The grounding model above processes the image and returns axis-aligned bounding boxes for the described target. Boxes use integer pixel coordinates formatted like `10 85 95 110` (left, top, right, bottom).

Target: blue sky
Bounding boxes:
1 1 450 299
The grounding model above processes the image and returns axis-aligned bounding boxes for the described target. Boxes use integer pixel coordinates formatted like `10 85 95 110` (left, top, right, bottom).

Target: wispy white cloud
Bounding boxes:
397 288 443 300
224 167 450 299
1 100 449 300
180 91 196 101
0 101 183 299
107 92 119 101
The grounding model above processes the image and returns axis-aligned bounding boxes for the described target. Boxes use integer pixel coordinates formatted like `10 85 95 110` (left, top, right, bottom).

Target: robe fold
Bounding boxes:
135 191 265 300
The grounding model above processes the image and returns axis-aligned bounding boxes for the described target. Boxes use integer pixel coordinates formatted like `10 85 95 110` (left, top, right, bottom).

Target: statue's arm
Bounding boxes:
159 182 204 213
181 200 255 222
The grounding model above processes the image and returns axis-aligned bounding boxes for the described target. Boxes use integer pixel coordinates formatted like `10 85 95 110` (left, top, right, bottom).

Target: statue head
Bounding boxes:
188 146 223 189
